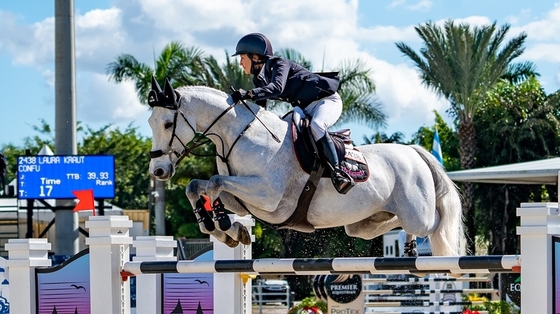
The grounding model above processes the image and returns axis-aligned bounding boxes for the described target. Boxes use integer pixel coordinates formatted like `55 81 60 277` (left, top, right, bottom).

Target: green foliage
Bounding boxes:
482 300 520 314
476 77 558 163
0 121 152 211
396 20 532 118
362 131 406 144
288 297 327 314
409 110 461 171
1 118 57 185
397 19 536 254
79 124 152 210
463 294 519 314
473 78 559 254
164 184 202 238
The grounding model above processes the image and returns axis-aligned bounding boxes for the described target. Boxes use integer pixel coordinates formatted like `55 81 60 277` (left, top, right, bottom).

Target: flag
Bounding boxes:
432 129 444 166
72 189 96 215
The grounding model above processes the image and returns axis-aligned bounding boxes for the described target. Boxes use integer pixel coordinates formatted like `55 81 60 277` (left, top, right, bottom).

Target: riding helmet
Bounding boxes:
232 33 274 57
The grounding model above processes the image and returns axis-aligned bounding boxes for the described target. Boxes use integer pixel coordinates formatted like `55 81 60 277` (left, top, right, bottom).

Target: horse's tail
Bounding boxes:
411 145 467 256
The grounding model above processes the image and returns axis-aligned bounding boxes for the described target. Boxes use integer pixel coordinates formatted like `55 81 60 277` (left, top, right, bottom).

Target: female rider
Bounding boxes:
230 33 354 194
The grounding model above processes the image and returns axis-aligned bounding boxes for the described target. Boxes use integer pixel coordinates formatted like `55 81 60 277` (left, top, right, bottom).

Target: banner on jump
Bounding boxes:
17 155 115 199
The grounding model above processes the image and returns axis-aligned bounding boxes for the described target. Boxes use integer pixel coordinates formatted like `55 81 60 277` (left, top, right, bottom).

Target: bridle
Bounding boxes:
149 91 242 167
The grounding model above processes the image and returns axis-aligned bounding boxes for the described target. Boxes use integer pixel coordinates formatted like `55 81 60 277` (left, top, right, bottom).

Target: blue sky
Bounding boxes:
1 0 559 148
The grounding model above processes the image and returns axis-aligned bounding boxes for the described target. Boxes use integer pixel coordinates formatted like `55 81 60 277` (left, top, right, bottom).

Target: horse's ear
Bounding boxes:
151 76 163 94
148 90 158 108
163 77 176 105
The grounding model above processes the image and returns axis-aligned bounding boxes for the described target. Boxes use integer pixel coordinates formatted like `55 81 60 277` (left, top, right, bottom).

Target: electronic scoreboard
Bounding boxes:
17 155 115 199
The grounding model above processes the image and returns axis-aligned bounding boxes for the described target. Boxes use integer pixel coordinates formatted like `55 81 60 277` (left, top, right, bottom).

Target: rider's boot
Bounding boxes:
316 134 355 194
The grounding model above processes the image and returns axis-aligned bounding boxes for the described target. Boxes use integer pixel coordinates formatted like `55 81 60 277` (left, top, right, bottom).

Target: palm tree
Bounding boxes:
275 48 387 130
107 41 208 235
395 20 535 254
363 132 406 144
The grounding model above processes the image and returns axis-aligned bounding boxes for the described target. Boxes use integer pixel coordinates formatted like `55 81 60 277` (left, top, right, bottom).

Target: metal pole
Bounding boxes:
54 0 79 255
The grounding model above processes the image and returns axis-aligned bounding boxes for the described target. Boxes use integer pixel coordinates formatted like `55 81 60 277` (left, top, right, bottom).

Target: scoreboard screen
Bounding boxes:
17 155 115 199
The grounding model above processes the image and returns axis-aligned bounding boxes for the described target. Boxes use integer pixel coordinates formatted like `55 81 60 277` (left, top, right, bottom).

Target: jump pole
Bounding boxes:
121 255 520 276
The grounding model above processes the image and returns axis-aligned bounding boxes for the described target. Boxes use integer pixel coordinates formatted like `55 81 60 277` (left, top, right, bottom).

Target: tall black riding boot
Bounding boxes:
316 134 355 194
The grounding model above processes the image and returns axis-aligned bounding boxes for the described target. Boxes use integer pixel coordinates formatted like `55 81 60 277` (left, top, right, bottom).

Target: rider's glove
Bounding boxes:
231 89 251 103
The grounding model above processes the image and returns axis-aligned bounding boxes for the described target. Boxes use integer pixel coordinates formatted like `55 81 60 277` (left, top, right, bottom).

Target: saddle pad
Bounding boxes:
340 146 369 182
292 123 370 182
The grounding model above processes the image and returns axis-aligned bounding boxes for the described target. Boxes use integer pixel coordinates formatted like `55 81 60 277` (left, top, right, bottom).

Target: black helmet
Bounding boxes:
232 33 273 57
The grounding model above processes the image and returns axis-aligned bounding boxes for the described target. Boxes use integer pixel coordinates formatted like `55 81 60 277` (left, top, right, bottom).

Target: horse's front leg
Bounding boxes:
186 176 266 247
186 179 243 248
188 175 283 245
204 174 283 212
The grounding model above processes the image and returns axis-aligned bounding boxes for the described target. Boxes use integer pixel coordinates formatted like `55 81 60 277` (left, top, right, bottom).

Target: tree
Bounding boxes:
409 111 461 171
395 20 534 254
80 124 152 210
474 78 560 254
0 122 151 212
107 41 209 235
363 131 406 144
274 49 387 130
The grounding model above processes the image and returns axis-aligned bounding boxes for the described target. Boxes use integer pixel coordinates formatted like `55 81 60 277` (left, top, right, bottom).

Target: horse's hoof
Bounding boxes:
237 225 252 245
224 236 240 248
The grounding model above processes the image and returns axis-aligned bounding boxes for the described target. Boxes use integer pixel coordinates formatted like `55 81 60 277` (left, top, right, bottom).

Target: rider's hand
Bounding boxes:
231 89 251 103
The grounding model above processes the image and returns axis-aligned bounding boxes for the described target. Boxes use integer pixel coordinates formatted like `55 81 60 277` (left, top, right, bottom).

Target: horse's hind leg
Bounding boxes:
404 234 418 257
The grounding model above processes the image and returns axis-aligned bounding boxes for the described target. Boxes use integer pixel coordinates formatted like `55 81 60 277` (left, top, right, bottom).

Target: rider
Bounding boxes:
230 33 354 194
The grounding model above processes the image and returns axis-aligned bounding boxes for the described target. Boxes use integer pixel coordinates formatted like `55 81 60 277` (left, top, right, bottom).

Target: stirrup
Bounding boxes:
331 169 355 195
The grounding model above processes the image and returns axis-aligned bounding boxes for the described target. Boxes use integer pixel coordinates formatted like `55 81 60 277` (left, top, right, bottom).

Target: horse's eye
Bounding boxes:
164 122 173 129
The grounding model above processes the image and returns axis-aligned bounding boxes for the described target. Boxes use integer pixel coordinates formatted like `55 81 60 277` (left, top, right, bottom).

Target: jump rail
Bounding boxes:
362 276 491 282
364 288 496 295
121 255 520 279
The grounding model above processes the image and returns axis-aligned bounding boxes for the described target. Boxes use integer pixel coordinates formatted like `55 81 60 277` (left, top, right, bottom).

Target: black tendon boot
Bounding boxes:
316 134 355 194
194 195 215 232
212 198 232 231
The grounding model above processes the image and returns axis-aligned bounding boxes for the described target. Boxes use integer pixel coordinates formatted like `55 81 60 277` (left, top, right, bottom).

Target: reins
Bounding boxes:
149 92 244 167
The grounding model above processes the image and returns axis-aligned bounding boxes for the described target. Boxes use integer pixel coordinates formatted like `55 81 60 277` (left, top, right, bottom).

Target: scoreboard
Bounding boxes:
17 155 115 199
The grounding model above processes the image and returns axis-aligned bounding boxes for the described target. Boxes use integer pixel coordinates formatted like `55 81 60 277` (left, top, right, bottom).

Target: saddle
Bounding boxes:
291 112 369 182
274 110 370 233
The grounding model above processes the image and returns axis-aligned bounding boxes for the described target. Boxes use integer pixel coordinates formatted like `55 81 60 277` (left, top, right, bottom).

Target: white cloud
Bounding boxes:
371 60 448 133
513 5 560 41
358 25 419 44
5 0 560 146
0 12 54 67
408 0 434 11
388 0 434 11
523 44 560 63
78 73 146 123
448 16 492 27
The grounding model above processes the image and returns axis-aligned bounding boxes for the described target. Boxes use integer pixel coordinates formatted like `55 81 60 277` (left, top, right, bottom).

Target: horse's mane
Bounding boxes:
176 85 228 99
175 85 267 115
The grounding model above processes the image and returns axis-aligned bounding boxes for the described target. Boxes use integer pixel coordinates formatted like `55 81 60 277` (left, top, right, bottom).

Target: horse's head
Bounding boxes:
148 77 196 181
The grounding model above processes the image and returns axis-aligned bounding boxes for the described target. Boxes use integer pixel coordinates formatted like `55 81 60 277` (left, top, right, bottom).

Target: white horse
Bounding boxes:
148 79 466 256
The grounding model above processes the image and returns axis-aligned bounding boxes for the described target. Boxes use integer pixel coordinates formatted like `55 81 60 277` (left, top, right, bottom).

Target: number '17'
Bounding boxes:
40 185 53 197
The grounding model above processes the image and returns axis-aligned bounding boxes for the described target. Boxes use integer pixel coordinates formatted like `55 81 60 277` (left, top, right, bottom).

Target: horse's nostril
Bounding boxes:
154 168 164 177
